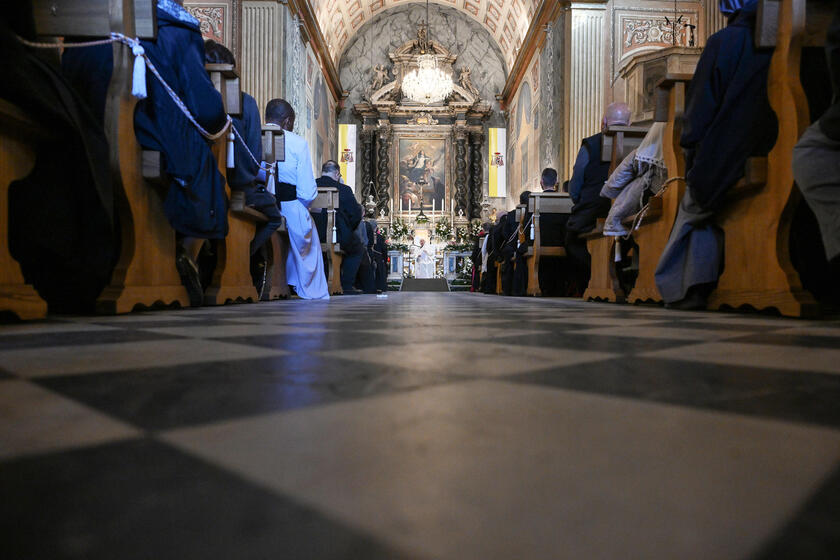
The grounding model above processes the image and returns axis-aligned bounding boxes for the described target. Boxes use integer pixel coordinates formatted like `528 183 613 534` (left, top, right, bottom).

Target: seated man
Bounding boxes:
654 0 776 309
204 41 283 257
315 160 370 293
62 0 228 306
564 103 631 293
264 99 329 299
600 122 668 236
794 2 840 274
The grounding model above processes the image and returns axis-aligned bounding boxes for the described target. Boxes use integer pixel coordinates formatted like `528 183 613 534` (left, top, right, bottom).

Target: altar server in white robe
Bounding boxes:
414 238 436 278
264 99 329 300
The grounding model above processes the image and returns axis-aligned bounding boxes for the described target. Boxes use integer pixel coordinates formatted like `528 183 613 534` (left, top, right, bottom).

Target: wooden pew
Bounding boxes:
706 0 825 317
582 124 650 303
311 186 343 295
24 0 191 314
202 135 259 305
256 123 294 299
0 99 51 319
522 192 573 296
625 74 692 304
201 64 259 305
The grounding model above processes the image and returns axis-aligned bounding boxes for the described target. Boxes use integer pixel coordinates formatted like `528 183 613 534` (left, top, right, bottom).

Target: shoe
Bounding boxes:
342 288 364 295
664 290 707 311
176 248 204 307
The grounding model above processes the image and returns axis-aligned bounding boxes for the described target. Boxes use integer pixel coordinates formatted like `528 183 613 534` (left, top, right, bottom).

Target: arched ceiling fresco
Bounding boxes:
311 0 536 71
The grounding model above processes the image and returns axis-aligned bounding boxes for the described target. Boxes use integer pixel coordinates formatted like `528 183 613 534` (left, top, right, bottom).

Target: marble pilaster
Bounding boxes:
705 0 727 38
284 12 306 137
241 1 284 119
563 5 606 180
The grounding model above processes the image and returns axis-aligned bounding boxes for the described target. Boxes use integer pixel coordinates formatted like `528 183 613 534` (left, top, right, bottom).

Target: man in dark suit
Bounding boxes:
315 160 365 293
565 103 631 293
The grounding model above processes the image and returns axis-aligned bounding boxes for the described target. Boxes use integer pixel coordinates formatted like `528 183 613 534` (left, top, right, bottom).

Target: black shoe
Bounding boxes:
176 248 204 307
665 290 707 311
342 288 364 295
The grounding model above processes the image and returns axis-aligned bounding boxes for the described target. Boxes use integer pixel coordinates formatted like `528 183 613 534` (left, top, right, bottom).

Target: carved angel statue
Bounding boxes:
370 64 391 93
458 67 480 98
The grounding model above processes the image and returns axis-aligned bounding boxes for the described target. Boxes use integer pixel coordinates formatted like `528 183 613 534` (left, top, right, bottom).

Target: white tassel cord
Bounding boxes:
226 131 235 168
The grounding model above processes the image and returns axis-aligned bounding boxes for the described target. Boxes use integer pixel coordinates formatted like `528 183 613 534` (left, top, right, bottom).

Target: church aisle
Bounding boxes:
2 294 840 559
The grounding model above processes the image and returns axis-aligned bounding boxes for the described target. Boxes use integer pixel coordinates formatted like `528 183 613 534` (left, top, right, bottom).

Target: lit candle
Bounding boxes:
432 199 436 212
400 198 403 213
408 199 412 214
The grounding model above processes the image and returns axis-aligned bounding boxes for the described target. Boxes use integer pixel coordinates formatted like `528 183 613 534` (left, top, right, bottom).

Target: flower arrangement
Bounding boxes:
390 218 412 241
433 217 452 239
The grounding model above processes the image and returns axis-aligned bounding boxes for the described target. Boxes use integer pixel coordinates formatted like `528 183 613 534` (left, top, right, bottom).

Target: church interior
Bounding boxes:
1 0 840 558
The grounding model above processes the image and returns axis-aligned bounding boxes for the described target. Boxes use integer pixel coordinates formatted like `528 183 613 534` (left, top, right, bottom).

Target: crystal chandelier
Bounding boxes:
401 0 453 104
402 54 453 104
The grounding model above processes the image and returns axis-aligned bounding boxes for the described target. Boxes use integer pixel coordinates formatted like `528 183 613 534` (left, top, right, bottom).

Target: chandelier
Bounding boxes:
401 0 453 104
402 54 453 104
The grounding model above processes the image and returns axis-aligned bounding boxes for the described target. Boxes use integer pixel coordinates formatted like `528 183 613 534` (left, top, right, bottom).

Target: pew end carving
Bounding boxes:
707 0 821 317
0 100 51 319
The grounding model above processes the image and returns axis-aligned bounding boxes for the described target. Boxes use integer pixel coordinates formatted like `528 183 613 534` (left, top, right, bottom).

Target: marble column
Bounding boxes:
241 1 283 116
469 131 484 220
360 130 375 205
454 131 468 219
563 5 605 180
375 125 391 217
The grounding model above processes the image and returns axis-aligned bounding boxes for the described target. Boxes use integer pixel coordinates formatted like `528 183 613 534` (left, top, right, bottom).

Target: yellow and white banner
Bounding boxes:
488 127 506 198
338 124 357 192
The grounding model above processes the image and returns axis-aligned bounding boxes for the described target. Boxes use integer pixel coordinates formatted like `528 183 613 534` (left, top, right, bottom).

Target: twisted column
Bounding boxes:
454 131 468 218
376 126 391 217
469 131 484 220
360 130 374 204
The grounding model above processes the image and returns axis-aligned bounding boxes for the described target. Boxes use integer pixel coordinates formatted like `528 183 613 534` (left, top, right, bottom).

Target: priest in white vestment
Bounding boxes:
414 239 435 278
264 99 329 300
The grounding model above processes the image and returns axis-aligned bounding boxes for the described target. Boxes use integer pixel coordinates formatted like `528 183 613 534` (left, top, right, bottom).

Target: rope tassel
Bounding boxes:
226 131 235 168
529 222 534 241
267 165 276 193
128 37 147 99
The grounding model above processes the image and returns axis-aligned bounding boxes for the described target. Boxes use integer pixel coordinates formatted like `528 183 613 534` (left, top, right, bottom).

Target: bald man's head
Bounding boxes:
602 102 631 131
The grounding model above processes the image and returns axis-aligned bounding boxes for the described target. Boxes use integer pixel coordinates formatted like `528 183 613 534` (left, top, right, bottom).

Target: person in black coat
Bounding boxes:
62 0 228 306
564 103 631 293
315 160 366 293
654 0 777 309
369 219 389 293
204 41 283 258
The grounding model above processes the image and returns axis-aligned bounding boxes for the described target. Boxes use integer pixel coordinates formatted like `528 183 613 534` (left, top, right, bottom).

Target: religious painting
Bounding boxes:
398 138 446 210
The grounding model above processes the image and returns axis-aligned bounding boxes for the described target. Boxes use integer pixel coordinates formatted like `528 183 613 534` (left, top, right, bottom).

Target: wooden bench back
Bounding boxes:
261 124 285 163
32 0 156 39
601 125 649 173
205 63 242 116
526 192 573 215
756 0 834 47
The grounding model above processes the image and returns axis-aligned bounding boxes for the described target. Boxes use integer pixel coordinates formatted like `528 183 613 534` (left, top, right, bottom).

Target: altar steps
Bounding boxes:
400 279 450 292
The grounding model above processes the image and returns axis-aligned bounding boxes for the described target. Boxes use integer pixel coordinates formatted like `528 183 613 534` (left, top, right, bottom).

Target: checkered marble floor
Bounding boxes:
2 293 840 559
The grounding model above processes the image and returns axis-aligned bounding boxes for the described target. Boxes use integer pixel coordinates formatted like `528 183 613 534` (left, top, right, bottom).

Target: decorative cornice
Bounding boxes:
287 0 344 103
500 0 562 109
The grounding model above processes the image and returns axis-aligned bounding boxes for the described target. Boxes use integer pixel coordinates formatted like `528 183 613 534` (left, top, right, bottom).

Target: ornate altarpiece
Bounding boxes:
353 28 492 221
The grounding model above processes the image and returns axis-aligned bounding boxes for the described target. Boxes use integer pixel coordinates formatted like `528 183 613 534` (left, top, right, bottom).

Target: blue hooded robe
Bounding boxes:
62 0 228 239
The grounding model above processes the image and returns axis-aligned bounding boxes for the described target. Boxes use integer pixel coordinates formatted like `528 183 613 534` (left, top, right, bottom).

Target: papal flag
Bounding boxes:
488 127 506 198
338 124 357 192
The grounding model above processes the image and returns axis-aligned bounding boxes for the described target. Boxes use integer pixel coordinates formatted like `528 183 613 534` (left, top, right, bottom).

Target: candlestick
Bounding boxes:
408 200 412 214
400 198 403 213
432 199 435 213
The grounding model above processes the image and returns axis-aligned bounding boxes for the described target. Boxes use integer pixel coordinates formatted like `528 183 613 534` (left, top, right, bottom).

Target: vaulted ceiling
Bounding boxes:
311 0 537 71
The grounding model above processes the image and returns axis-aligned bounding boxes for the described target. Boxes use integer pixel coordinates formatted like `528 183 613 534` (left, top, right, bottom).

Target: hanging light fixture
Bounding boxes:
401 0 453 104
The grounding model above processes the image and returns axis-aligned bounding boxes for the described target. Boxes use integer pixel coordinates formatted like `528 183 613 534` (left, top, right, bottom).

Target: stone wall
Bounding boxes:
339 4 507 109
